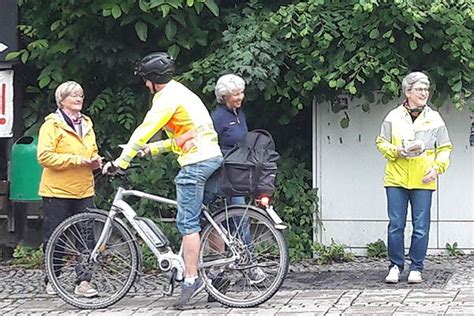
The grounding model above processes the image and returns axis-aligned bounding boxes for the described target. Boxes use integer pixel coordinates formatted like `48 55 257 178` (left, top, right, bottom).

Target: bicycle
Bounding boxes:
44 170 289 309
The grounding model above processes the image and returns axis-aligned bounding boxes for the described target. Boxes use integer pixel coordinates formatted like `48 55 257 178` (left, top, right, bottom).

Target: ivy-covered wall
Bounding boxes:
6 0 473 260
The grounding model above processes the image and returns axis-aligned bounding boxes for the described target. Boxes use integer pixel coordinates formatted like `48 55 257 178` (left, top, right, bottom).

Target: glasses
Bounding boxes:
410 87 430 94
68 93 84 99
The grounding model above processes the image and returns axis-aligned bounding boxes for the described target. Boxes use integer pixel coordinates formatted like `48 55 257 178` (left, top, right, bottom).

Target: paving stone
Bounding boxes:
135 311 180 316
403 289 458 304
445 305 474 314
343 305 397 314
393 303 449 315
0 255 473 314
277 313 325 316
352 289 410 305
278 305 331 313
226 308 278 315
453 290 474 304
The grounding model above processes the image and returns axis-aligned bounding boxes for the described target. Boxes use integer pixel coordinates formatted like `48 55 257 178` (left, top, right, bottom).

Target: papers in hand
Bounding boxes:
402 139 425 157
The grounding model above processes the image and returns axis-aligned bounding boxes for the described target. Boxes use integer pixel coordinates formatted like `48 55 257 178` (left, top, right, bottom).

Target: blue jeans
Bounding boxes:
175 156 223 235
386 187 433 272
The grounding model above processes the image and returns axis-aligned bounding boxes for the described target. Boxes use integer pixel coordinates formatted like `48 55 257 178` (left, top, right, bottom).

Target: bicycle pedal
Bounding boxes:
163 283 174 296
163 268 179 296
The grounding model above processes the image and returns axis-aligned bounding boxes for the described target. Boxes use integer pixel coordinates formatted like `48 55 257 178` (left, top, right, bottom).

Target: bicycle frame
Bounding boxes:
89 186 239 282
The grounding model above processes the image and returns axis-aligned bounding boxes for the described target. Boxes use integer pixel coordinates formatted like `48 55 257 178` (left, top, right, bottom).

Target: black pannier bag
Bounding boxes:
220 129 280 197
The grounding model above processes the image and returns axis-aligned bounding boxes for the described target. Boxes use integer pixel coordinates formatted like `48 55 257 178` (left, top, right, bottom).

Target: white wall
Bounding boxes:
313 98 473 254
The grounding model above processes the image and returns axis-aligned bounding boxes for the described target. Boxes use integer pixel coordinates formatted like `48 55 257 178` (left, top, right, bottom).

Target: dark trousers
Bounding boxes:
43 196 95 285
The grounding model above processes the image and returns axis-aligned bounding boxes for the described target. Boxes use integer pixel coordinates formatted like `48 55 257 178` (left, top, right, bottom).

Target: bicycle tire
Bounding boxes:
200 206 289 307
45 211 139 309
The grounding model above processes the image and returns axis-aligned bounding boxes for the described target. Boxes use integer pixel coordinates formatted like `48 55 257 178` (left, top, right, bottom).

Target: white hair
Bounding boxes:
401 72 430 95
214 74 245 104
55 81 83 108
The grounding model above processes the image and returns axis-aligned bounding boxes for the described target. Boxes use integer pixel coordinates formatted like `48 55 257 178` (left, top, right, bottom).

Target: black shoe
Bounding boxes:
207 273 230 303
173 277 205 310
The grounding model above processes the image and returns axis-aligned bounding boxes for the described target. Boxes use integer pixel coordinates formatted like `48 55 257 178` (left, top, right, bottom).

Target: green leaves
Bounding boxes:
204 0 219 17
135 21 148 41
111 5 122 19
165 21 177 40
340 112 350 129
274 156 319 261
369 28 379 39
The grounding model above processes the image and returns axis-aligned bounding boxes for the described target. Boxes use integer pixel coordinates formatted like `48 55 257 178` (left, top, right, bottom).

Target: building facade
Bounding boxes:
313 97 474 254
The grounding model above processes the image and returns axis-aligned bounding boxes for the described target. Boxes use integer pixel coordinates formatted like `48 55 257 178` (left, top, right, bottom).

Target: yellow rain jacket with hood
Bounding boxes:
37 111 99 198
376 104 452 190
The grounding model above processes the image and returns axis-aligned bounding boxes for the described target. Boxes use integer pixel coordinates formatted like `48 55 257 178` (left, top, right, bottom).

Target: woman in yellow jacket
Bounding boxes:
37 81 101 297
376 72 452 285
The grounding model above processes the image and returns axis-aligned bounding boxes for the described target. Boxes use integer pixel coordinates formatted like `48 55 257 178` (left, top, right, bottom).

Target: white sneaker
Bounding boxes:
408 271 423 284
385 265 400 284
74 281 98 298
46 283 57 295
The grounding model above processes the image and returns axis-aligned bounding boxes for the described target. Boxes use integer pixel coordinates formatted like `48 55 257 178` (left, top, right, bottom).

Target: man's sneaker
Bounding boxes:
385 265 400 284
408 270 423 284
46 282 57 295
74 281 98 298
248 267 266 285
174 277 205 310
208 273 230 303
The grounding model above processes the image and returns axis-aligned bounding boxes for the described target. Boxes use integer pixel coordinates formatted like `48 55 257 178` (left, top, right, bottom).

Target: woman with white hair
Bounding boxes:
37 81 101 297
376 72 453 284
212 74 248 155
209 74 266 292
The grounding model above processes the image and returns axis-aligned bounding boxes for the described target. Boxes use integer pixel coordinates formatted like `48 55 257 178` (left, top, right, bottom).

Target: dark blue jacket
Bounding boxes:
211 105 248 155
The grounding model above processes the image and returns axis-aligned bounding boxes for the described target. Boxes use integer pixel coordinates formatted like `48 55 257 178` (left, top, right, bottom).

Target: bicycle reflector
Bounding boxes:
257 195 271 206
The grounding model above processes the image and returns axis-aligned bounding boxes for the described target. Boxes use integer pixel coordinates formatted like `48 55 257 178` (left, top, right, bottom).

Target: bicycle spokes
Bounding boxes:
200 208 288 307
45 212 139 309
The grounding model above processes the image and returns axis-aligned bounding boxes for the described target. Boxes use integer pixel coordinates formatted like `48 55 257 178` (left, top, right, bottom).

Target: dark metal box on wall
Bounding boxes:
0 0 19 62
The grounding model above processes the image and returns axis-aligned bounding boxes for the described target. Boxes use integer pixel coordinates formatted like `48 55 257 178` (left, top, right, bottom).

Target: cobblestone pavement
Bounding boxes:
0 256 472 315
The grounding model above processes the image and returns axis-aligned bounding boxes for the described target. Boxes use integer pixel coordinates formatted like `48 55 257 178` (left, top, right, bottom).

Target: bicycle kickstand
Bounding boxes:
163 268 177 296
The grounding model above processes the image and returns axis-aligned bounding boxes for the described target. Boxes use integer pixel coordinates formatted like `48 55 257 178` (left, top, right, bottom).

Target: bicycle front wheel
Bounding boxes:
45 211 139 309
200 207 289 307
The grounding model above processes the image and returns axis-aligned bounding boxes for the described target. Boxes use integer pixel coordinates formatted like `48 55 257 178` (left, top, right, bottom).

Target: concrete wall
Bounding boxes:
313 97 473 254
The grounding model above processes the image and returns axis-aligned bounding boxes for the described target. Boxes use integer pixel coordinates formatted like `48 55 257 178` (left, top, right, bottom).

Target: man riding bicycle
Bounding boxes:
103 52 222 309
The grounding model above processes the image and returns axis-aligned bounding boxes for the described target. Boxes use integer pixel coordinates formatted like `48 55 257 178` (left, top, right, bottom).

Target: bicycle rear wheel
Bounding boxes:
200 207 289 307
45 211 139 309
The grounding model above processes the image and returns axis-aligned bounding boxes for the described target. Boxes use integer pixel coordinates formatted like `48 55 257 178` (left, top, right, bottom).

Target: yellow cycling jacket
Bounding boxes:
116 80 222 169
37 112 99 198
376 104 452 190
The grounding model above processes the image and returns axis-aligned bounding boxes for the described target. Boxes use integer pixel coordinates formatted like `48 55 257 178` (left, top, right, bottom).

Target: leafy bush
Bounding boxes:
446 242 464 257
12 245 44 269
273 155 320 262
140 242 157 271
312 239 355 264
367 239 388 258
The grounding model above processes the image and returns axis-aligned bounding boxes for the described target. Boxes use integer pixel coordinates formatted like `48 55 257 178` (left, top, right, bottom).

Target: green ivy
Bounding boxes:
312 239 355 264
11 244 44 269
366 239 388 258
182 0 473 129
274 155 320 262
446 242 464 257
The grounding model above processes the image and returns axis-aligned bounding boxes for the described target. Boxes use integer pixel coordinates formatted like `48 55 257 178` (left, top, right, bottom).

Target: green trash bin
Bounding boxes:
9 135 43 201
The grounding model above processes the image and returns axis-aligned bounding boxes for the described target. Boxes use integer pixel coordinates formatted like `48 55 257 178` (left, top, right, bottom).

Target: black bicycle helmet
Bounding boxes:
135 52 176 84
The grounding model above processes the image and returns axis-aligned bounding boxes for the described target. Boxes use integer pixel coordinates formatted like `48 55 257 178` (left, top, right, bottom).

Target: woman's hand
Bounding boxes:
422 168 438 184
82 157 103 170
397 146 408 158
